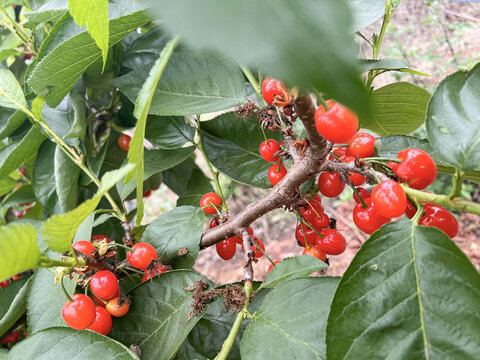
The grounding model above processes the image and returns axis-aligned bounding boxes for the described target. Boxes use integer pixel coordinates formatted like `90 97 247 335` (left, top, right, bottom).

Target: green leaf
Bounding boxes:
27 6 150 107
0 69 28 110
241 277 339 359
375 135 480 182
348 0 385 32
0 126 45 181
0 224 40 282
0 110 26 140
0 277 30 336
8 327 139 359
54 146 80 212
260 255 327 290
149 0 369 118
114 50 248 116
68 0 109 69
125 36 179 226
142 206 204 269
0 177 17 198
360 82 431 136
110 270 208 360
41 164 134 252
144 116 195 149
358 59 428 76
201 112 282 188
426 67 480 171
1 183 35 208
326 221 480 360
26 265 75 334
23 0 69 26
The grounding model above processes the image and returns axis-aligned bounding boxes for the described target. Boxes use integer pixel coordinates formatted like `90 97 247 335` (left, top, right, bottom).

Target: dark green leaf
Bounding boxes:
0 277 30 336
348 0 385 32
110 270 208 360
0 184 35 208
201 112 282 188
113 51 248 116
142 206 204 268
54 146 80 212
327 221 480 360
149 0 369 118
241 277 339 359
426 68 480 171
8 327 139 359
145 116 195 149
360 82 431 136
260 255 327 290
0 110 26 140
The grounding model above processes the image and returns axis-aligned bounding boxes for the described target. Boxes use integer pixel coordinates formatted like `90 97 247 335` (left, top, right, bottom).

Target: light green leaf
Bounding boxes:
41 164 134 252
326 221 480 360
0 277 30 336
360 82 431 136
348 0 385 32
126 36 179 226
68 0 109 69
8 327 139 359
0 177 17 198
260 255 327 290
0 224 40 282
0 110 26 140
0 69 27 110
358 59 429 76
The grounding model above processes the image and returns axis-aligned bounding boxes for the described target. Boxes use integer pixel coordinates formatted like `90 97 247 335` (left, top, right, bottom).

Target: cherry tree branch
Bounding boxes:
241 229 255 281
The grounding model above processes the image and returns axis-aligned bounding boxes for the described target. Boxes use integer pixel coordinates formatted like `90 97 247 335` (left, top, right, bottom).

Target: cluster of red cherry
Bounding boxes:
200 193 265 261
61 235 165 335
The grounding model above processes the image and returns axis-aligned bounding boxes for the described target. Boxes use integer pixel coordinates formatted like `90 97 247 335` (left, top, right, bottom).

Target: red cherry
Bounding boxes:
316 229 346 255
0 280 9 289
143 190 152 197
117 134 131 152
318 172 345 198
261 77 289 106
268 162 287 186
12 274 21 281
242 237 265 258
371 180 407 218
1 331 19 344
200 192 222 215
329 147 350 160
344 156 366 186
395 148 437 190
353 187 370 204
419 204 458 238
302 246 327 261
267 260 281 273
127 242 158 269
90 271 119 301
18 168 27 177
92 288 120 307
387 161 399 173
106 297 130 317
142 263 168 282
216 239 236 260
295 224 316 247
405 200 417 220
312 213 330 231
348 133 375 158
23 53 36 60
73 241 95 256
62 294 96 330
91 235 111 243
87 306 112 335
314 100 358 143
353 198 390 234
301 194 324 219
259 139 281 162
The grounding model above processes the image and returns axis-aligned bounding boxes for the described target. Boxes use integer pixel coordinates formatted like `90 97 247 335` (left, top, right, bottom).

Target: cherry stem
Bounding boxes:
112 243 134 252
316 93 330 111
363 157 400 163
61 275 73 303
241 66 268 107
260 125 269 143
274 106 288 130
276 159 282 173
253 241 276 267
293 211 311 248
120 266 145 275
350 185 368 209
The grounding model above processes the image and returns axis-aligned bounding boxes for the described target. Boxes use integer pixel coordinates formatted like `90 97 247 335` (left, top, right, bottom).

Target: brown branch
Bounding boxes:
242 229 254 281
294 94 328 154
323 160 378 183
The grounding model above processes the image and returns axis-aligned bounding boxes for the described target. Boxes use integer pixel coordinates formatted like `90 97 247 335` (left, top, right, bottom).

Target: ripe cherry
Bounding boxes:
127 242 158 269
268 162 287 186
1 331 19 344
387 161 399 173
91 235 111 243
267 260 281 273
143 190 152 198
302 246 327 261
62 294 96 330
92 288 120 307
301 194 324 221
73 240 95 256
405 200 417 220
353 198 390 234
259 139 281 162
106 297 130 317
329 147 349 160
200 192 222 215
142 263 168 282
295 224 316 247
117 134 131 152
419 204 458 238
395 148 437 190
318 172 345 198
90 271 119 301
344 156 366 186
314 100 358 143
312 213 330 231
87 306 113 336
348 133 376 158
353 187 370 204
316 229 346 255
216 239 236 260
371 180 407 218
0 280 8 289
262 77 290 106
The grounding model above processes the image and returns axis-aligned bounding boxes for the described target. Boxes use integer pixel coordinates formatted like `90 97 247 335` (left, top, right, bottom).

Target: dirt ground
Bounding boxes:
145 0 480 285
